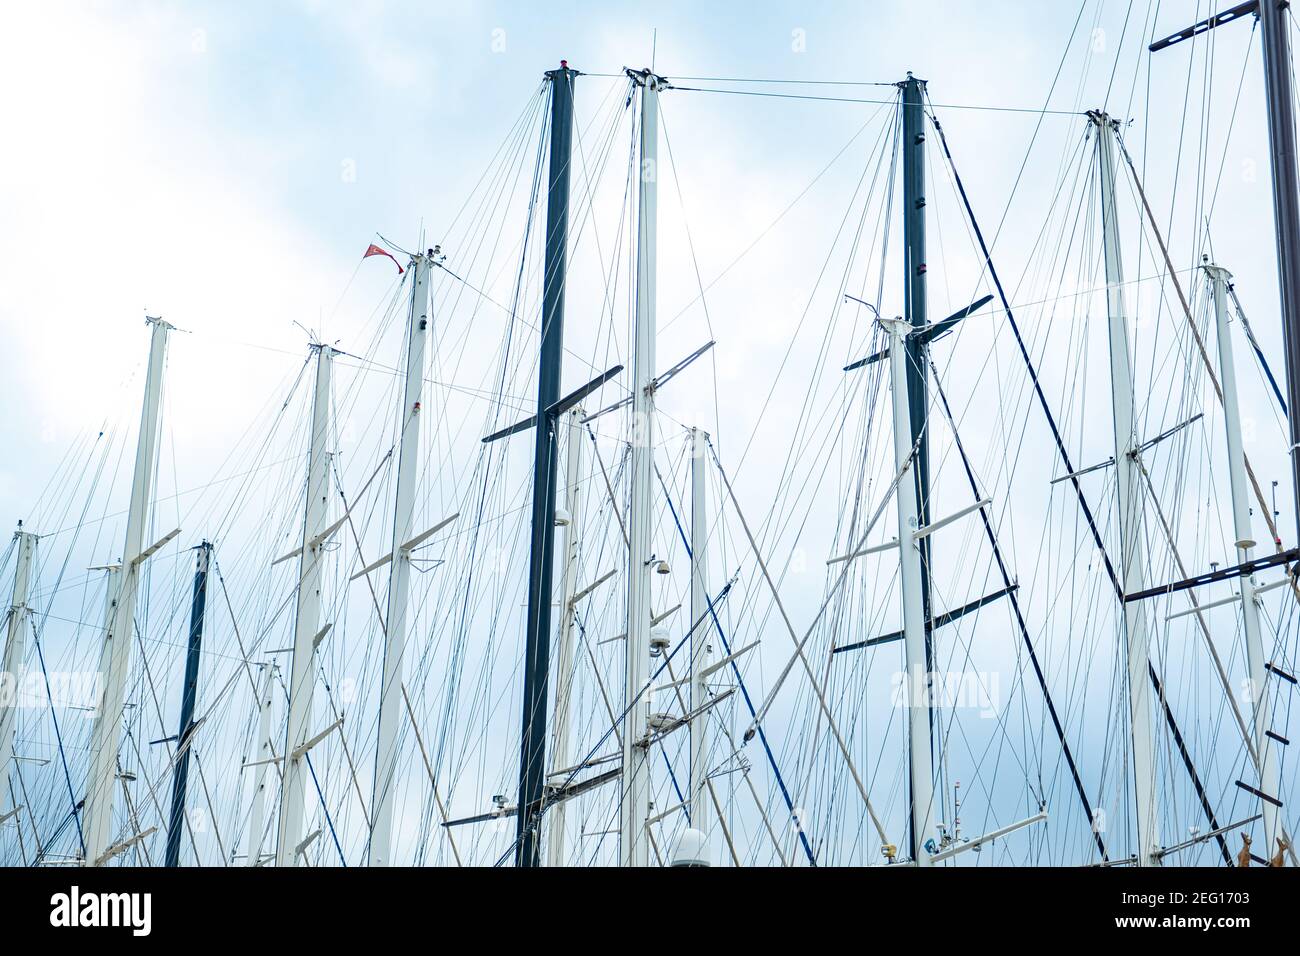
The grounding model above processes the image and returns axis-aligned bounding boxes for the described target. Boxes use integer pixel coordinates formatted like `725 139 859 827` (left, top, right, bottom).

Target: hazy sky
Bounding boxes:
1 2 1294 866
0 1 1283 503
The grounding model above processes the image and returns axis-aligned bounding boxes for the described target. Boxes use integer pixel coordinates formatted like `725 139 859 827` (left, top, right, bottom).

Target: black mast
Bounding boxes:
164 540 211 867
901 71 936 860
516 61 575 867
902 73 933 622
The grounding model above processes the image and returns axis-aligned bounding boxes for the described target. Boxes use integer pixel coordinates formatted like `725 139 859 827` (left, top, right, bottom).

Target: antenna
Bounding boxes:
292 320 319 347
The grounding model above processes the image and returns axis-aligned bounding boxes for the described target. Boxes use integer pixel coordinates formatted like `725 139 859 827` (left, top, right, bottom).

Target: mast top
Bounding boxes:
1201 253 1233 282
306 341 342 358
1085 109 1120 131
625 66 669 89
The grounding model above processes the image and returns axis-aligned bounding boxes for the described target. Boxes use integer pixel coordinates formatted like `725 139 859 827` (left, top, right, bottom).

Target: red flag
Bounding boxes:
363 243 404 274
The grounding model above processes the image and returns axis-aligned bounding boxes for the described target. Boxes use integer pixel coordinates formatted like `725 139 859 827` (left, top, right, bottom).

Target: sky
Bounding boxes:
0 1 1284 493
1 1 1297 867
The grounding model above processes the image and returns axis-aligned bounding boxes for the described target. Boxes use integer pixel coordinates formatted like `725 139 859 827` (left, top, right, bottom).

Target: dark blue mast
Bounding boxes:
901 72 937 862
516 61 576 867
164 540 211 867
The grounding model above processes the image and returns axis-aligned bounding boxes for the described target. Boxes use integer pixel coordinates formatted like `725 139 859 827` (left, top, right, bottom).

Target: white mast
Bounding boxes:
84 315 172 866
884 317 937 867
688 428 712 831
1092 111 1160 866
276 343 335 867
369 251 432 867
1205 260 1281 848
245 662 277 866
622 68 660 868
0 529 36 791
546 406 585 868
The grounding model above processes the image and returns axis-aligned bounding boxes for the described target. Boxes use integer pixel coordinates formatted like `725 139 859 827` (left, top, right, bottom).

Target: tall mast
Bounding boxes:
621 67 661 868
369 251 433 867
545 406 584 868
884 318 937 867
1258 0 1300 546
84 315 172 866
0 528 37 804
901 74 933 661
164 540 211 867
245 662 277 866
1090 111 1160 866
276 343 335 867
688 428 712 830
1205 260 1281 847
517 62 576 868
899 74 941 855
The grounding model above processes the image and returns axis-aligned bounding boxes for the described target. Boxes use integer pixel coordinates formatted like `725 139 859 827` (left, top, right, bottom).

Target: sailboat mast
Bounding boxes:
901 73 933 635
370 251 433 867
164 540 211 867
245 662 276 866
84 314 172 866
1090 110 1160 867
885 318 937 866
688 428 711 830
517 62 576 868
621 67 661 868
545 407 584 868
899 74 941 856
276 343 335 867
0 528 36 809
1205 260 1281 846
